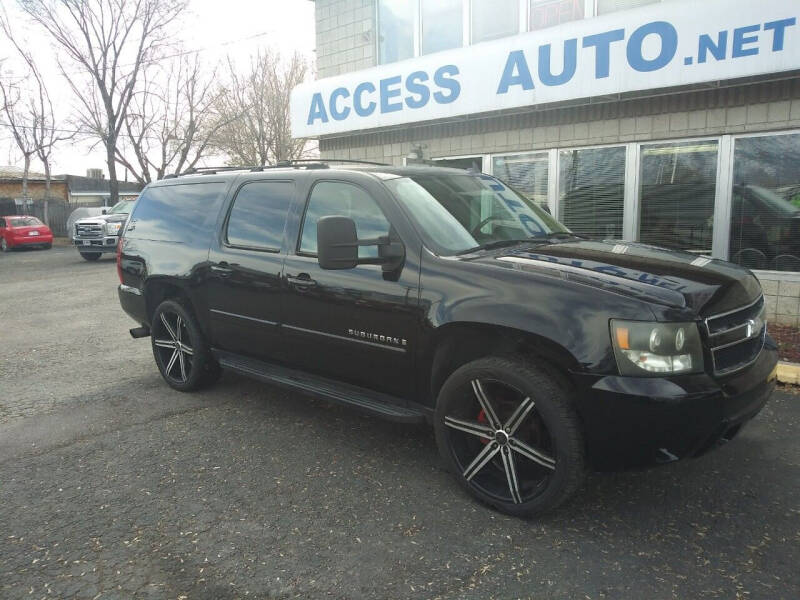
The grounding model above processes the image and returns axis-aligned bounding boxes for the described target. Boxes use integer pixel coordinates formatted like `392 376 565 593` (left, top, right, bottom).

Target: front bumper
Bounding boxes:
73 236 118 252
573 338 779 470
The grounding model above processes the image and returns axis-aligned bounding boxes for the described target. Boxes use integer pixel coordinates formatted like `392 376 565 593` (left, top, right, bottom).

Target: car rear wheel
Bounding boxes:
79 251 101 261
151 299 220 392
434 356 585 517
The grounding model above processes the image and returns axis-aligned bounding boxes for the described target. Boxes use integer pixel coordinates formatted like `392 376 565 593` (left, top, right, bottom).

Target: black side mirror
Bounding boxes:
317 216 359 270
317 215 405 272
101 208 108 215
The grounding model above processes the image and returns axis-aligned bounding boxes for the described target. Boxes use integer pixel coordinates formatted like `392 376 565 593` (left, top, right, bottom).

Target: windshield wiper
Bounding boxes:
458 239 539 254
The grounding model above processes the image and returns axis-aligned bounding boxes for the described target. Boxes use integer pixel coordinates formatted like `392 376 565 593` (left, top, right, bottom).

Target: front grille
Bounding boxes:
704 296 766 375
75 223 103 238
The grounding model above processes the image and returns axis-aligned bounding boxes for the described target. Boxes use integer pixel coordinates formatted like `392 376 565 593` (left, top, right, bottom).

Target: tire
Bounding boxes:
1 237 9 252
79 251 101 261
42 243 52 250
150 299 220 392
434 356 585 517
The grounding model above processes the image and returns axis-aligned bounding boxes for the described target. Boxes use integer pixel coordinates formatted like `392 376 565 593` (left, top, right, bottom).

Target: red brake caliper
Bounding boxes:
477 409 489 445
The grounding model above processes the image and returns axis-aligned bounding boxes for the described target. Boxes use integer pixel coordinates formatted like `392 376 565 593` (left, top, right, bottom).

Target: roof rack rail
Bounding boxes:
286 158 390 166
176 159 391 178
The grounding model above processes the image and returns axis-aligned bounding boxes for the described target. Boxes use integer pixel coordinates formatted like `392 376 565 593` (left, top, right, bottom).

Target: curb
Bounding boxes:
777 362 800 385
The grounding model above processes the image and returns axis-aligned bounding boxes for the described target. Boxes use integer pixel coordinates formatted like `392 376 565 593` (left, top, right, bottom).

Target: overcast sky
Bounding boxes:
0 0 316 177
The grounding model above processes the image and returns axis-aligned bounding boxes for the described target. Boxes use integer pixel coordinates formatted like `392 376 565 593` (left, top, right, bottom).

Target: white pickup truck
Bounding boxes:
72 199 136 261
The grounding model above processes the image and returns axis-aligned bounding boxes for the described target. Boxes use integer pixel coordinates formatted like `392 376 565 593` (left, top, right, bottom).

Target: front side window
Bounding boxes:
530 0 584 31
226 181 294 251
729 134 800 271
109 200 135 214
639 140 719 254
299 181 391 258
559 146 625 240
422 0 463 55
385 172 568 255
378 0 414 64
472 0 519 44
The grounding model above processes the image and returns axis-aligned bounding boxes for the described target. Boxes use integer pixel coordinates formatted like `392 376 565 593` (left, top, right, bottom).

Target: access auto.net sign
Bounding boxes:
291 0 799 138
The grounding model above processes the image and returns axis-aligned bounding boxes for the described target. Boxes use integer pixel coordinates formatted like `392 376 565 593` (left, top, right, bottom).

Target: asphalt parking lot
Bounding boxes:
0 246 798 600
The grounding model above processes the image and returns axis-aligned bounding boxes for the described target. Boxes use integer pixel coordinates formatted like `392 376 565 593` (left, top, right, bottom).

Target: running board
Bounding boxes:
212 350 427 424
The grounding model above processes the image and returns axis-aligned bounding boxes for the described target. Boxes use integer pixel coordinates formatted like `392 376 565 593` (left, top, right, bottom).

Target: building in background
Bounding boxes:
294 0 800 336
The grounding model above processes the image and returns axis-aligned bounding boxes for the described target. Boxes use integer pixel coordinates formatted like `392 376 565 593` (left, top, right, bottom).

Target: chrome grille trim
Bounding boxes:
703 295 766 376
75 223 103 239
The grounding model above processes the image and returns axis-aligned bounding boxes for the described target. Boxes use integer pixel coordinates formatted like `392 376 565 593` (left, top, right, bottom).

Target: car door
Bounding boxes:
282 177 420 399
205 178 295 362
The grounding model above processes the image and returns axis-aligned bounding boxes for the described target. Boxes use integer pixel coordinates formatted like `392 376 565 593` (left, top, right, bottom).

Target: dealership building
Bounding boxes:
295 0 800 332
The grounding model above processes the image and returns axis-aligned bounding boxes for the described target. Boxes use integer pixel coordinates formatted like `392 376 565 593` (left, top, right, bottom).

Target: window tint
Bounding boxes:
472 0 518 44
378 0 414 64
226 181 294 251
127 182 227 242
300 182 390 258
422 0 462 55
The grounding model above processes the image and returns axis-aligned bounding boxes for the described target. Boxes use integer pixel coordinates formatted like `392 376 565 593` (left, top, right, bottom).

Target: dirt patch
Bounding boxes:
770 324 800 363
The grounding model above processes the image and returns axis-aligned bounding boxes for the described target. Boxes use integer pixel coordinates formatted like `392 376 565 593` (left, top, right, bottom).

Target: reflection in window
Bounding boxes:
639 141 718 254
559 147 625 240
492 153 549 210
422 0 463 55
378 0 414 64
300 181 390 258
226 182 294 251
472 0 519 44
530 0 584 31
596 0 662 15
730 134 800 272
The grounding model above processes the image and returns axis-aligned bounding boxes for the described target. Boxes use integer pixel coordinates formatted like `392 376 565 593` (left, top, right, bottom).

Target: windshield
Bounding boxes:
384 172 570 255
108 199 135 214
8 217 43 227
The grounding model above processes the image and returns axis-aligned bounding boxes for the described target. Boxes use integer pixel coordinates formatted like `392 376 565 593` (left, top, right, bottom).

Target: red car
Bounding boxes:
0 215 54 251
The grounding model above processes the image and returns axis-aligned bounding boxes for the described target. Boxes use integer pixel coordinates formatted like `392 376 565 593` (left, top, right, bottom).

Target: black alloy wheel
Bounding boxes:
151 299 219 391
435 356 585 517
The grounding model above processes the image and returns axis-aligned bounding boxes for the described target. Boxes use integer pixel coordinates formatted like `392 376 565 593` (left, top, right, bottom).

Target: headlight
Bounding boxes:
105 222 122 235
610 320 703 375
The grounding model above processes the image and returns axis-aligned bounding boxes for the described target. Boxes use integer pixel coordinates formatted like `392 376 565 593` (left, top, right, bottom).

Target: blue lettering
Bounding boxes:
354 82 376 117
502 197 526 213
732 24 760 58
595 265 627 277
329 87 350 121
433 65 460 104
405 71 430 109
698 31 727 63
519 215 543 236
497 50 534 94
538 39 577 86
626 21 677 72
307 93 328 125
582 29 625 79
764 18 796 51
380 75 403 113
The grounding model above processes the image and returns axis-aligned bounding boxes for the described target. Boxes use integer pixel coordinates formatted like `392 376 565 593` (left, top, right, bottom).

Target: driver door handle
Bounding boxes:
287 273 317 289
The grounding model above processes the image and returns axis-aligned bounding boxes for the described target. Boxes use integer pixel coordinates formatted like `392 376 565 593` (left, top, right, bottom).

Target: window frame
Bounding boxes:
222 179 295 254
296 178 393 259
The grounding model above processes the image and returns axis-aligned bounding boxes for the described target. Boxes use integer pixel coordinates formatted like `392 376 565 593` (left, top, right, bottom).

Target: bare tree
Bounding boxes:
19 0 186 204
212 50 316 167
115 55 227 183
0 71 37 201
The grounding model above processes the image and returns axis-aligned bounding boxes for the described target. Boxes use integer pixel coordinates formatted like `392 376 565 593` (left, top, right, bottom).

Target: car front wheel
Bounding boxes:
435 356 585 517
151 299 220 392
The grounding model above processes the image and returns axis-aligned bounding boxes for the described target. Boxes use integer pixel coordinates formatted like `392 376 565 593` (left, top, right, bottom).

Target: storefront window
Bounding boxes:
421 0 463 55
639 141 718 254
596 0 662 14
472 0 519 44
530 0 584 31
492 153 549 210
729 134 800 271
559 146 625 240
378 0 414 65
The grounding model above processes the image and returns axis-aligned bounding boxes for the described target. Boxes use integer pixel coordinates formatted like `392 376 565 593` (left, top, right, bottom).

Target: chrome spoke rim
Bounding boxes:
156 311 193 383
178 350 187 381
504 396 534 436
154 339 177 350
160 313 177 341
165 348 180 376
509 438 556 470
463 442 500 481
444 415 493 440
500 446 522 503
471 379 501 429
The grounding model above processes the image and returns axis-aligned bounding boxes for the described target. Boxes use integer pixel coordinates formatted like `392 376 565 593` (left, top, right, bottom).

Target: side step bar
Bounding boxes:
213 350 427 424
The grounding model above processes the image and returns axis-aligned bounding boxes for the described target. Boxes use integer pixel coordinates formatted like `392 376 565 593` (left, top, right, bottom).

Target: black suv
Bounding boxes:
117 161 778 516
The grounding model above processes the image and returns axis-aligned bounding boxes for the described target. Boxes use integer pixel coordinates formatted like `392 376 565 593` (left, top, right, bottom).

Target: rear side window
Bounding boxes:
226 181 294 251
126 182 227 241
299 181 390 258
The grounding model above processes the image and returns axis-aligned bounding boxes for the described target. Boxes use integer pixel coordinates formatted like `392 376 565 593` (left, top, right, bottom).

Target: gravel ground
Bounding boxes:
1 246 798 599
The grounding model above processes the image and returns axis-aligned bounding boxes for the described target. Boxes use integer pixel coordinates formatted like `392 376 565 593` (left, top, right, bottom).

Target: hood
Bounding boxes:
470 239 762 316
75 213 128 225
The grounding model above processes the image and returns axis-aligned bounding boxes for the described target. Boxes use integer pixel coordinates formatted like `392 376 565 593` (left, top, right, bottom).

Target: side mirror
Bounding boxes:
317 215 405 272
102 208 108 215
317 216 359 270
